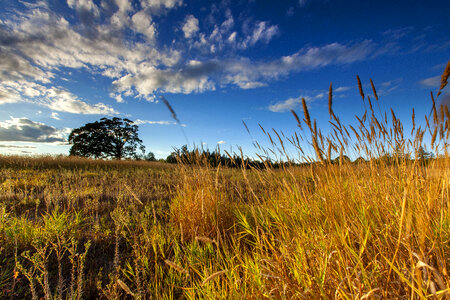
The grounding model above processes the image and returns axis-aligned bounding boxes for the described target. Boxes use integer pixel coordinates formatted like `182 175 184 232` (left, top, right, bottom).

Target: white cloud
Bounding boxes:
268 97 302 112
0 86 20 104
115 0 132 13
217 140 226 144
240 21 279 49
227 32 237 43
335 86 351 92
315 93 325 99
133 119 175 125
113 63 216 95
48 97 118 115
131 10 156 41
420 75 441 87
0 48 53 83
0 144 37 149
0 80 118 115
141 0 183 11
236 81 267 89
1 7 180 80
0 2 401 103
182 15 199 39
51 112 60 120
110 93 124 103
67 0 100 16
220 12 234 33
112 40 383 96
0 117 68 143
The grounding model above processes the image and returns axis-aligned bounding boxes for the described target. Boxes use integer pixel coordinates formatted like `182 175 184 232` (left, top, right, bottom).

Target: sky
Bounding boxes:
0 0 449 159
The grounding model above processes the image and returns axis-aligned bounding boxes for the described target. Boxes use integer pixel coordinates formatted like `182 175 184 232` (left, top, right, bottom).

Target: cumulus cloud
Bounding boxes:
141 0 183 12
113 61 217 95
0 117 68 143
67 0 100 16
0 48 53 83
182 15 199 39
0 80 118 115
0 1 402 104
217 140 226 144
47 97 118 115
0 86 20 104
114 0 132 13
113 40 382 96
131 10 156 41
0 4 180 80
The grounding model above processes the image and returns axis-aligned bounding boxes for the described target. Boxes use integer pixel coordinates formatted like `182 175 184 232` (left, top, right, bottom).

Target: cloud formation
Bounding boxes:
0 144 37 149
0 117 69 143
0 80 118 115
420 75 441 87
268 97 303 112
268 85 352 112
182 15 199 38
133 119 176 125
0 0 403 106
114 40 383 96
239 21 279 49
132 10 156 41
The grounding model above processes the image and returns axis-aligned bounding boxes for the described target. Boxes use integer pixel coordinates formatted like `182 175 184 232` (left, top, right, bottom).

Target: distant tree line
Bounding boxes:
68 118 436 167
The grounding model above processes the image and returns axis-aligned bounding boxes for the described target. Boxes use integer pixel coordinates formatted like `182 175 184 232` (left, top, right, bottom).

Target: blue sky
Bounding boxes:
0 0 449 159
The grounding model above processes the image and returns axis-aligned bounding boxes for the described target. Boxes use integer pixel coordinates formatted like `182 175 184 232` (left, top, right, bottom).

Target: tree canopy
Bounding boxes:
68 117 145 159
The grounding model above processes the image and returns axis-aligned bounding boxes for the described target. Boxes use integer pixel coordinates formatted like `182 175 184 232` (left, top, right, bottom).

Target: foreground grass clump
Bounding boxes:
0 155 447 299
0 65 449 298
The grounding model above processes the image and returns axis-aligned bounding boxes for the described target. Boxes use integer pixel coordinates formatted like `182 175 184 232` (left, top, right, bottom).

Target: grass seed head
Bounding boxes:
202 270 227 286
357 75 365 100
437 59 450 97
302 98 312 130
164 260 189 276
370 79 378 101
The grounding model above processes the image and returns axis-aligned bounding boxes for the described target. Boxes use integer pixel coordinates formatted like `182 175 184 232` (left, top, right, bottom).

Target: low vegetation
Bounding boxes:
0 63 449 299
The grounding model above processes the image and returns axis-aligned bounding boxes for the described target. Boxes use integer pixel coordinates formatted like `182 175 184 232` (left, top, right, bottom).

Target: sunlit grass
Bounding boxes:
0 63 449 298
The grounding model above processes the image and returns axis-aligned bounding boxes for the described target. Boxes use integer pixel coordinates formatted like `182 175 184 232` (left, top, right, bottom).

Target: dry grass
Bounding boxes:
0 67 449 299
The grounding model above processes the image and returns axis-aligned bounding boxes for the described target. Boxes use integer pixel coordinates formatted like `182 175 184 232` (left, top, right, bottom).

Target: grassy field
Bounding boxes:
0 74 449 299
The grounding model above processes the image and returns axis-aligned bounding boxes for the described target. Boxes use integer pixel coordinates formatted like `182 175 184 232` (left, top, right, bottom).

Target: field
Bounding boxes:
0 78 449 299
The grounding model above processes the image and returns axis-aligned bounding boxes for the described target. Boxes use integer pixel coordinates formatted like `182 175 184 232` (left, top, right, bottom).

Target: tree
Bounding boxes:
68 117 145 159
353 156 367 164
143 151 156 161
416 146 434 161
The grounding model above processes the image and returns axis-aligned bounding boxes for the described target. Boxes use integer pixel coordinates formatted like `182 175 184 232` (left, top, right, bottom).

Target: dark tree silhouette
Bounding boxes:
68 118 145 159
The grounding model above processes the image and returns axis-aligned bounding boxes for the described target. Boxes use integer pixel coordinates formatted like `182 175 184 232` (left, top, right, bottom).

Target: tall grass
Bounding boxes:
0 63 449 298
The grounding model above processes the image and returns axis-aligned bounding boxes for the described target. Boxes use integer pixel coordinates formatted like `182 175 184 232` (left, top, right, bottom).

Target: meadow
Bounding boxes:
0 70 449 299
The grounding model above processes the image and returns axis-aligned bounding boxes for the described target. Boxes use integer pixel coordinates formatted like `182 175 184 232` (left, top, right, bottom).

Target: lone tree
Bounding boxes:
68 117 145 159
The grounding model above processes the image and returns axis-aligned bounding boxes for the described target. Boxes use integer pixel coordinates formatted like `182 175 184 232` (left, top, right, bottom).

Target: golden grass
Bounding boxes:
0 66 449 299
